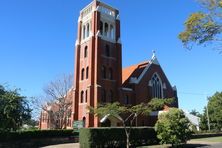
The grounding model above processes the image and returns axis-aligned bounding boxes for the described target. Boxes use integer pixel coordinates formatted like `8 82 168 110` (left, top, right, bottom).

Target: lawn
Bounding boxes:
191 136 222 142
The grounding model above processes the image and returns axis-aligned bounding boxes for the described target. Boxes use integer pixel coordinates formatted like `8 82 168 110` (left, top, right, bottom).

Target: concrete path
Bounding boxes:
41 143 79 148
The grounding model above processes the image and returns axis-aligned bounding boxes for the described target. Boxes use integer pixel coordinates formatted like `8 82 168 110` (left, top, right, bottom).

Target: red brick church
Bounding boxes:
39 0 178 129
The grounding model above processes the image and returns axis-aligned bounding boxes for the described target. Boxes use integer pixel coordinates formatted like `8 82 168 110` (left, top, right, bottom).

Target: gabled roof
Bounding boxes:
122 61 150 84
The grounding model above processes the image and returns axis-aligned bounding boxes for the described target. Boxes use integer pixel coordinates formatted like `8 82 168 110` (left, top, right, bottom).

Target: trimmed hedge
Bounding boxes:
0 129 78 142
192 132 222 139
80 127 158 148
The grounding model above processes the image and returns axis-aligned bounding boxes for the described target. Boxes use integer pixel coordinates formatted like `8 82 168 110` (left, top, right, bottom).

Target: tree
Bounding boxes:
0 85 32 131
88 98 175 148
155 108 192 147
207 91 222 131
190 109 201 117
37 74 73 129
179 0 222 52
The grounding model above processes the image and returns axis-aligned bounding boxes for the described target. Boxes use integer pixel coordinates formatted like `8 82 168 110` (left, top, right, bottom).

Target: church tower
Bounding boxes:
72 0 122 127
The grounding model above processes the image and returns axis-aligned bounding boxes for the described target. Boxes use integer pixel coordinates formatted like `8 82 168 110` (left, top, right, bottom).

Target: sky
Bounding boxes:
0 0 222 115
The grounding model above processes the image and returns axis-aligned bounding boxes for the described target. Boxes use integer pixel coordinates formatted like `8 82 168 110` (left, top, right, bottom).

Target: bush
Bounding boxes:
0 129 78 142
155 108 192 146
79 127 158 148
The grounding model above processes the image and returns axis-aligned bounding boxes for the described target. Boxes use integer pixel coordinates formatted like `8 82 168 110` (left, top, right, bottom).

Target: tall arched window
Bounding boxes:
100 21 103 35
125 95 129 104
101 89 106 102
81 68 85 80
110 25 114 39
86 67 89 79
84 46 88 58
86 23 90 37
151 73 163 98
109 90 113 102
83 25 86 39
105 44 110 57
80 91 84 103
85 90 88 103
108 68 113 80
101 66 106 79
105 23 108 36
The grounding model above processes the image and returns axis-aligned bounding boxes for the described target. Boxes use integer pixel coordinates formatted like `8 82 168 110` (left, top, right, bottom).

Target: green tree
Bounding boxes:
199 107 209 130
207 92 222 131
0 85 32 131
88 98 175 148
155 108 192 147
179 0 222 52
190 109 201 117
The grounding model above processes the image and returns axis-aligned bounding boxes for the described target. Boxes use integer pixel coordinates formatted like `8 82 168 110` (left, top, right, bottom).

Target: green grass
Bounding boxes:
191 136 222 142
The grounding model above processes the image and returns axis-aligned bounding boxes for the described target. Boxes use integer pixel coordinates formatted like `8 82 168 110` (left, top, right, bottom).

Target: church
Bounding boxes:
39 0 178 129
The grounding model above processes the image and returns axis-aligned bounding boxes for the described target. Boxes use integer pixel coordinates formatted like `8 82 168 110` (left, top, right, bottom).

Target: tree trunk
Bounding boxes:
126 133 130 148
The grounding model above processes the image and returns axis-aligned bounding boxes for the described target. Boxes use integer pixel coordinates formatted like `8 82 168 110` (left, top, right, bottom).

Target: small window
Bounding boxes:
108 68 113 80
100 21 103 35
109 90 113 103
102 89 106 102
84 46 88 58
101 66 106 79
86 67 89 79
105 45 110 57
105 23 108 36
81 91 84 103
81 68 85 80
125 95 129 104
85 90 88 103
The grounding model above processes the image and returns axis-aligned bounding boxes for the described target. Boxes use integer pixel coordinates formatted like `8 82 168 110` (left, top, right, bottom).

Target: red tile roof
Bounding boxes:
122 61 150 84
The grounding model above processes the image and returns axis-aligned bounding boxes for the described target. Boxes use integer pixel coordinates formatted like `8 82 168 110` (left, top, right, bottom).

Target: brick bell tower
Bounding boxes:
72 0 122 127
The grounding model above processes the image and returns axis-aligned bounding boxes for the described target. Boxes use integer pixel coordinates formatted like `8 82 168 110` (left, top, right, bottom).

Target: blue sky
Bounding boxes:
0 0 221 114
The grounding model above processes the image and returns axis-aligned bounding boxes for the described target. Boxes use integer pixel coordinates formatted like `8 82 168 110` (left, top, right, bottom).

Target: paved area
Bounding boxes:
41 141 222 148
41 143 79 148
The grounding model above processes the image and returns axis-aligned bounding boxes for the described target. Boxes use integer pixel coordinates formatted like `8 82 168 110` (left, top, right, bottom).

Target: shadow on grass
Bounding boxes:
139 143 210 148
181 143 210 148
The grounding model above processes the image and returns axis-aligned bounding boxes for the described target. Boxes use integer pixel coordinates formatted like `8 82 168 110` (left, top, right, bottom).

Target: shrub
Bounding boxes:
0 129 78 142
79 127 158 148
155 108 192 146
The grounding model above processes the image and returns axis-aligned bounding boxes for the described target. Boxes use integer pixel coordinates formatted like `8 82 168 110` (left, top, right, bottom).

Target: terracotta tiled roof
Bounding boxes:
122 61 150 84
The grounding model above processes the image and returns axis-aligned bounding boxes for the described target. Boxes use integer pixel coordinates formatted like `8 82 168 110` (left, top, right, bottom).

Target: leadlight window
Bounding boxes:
151 73 163 98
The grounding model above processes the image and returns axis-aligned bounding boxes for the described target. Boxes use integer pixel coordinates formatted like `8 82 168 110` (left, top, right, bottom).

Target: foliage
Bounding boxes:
179 0 222 52
207 91 222 131
88 98 175 148
0 85 32 131
155 108 192 146
35 74 73 129
190 109 201 117
79 127 158 148
0 129 78 142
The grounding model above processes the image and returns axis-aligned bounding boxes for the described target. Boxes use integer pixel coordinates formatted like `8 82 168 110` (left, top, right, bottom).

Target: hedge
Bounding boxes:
0 129 78 142
79 127 158 148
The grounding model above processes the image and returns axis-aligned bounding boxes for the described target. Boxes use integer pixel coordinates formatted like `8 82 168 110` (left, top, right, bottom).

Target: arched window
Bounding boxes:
125 95 129 104
86 23 90 37
100 21 103 35
101 89 106 102
151 73 163 98
81 68 85 80
101 66 106 79
86 67 89 79
108 68 113 80
85 90 88 103
83 25 86 39
105 44 110 57
110 25 114 39
84 46 88 58
80 91 84 103
83 117 86 127
109 90 113 102
105 23 108 36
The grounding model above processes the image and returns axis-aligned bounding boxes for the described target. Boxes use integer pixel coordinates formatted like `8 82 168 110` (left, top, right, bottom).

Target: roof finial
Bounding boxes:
152 50 156 59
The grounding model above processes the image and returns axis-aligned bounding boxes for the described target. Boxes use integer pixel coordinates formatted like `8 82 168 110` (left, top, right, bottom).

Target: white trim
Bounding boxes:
129 61 152 84
121 87 133 91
